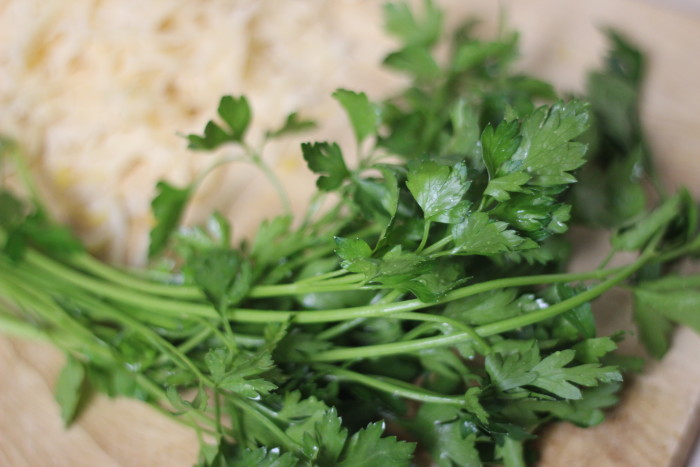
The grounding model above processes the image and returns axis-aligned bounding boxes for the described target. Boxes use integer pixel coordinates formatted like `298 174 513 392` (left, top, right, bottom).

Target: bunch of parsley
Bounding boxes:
2 2 700 466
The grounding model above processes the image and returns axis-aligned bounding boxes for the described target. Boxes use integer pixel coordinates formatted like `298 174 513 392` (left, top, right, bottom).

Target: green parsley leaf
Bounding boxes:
351 165 400 227
451 35 518 73
634 287 700 339
337 421 415 467
506 100 590 186
223 446 298 467
485 341 540 392
444 289 526 326
528 349 622 400
266 112 316 139
486 343 621 399
55 355 88 427
335 237 373 264
302 142 350 191
148 181 191 258
217 95 252 142
403 403 481 467
217 350 277 399
333 89 380 144
450 212 533 255
443 99 481 159
484 171 531 202
188 247 252 312
572 337 618 364
186 121 232 151
406 160 470 223
187 95 251 149
612 193 681 251
383 0 442 47
383 46 442 82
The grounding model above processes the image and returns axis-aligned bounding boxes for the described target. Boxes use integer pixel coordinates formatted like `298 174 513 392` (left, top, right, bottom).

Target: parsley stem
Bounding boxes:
249 279 375 298
0 138 42 205
476 257 644 335
246 144 292 217
24 250 217 319
654 233 700 263
164 326 215 363
15 235 630 334
295 269 352 284
69 253 202 299
17 243 629 332
228 396 304 454
317 364 465 406
71 249 365 301
500 438 526 467
214 390 223 437
0 268 114 361
237 266 626 325
415 220 431 253
389 312 491 354
597 249 616 270
133 374 220 435
0 307 51 341
316 318 366 341
421 234 453 256
316 289 405 340
70 291 215 386
399 322 439 342
306 252 652 362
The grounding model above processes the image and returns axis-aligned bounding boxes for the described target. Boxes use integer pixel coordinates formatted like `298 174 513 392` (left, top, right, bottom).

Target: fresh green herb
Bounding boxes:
1 2 699 466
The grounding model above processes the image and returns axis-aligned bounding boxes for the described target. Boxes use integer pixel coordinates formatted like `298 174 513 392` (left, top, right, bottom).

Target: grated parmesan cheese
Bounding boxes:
0 0 487 264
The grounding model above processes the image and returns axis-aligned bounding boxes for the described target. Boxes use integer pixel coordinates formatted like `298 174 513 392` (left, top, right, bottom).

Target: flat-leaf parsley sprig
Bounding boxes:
1 2 700 466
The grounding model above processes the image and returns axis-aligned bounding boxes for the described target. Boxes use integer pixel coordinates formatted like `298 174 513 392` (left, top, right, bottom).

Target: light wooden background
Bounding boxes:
1 0 700 465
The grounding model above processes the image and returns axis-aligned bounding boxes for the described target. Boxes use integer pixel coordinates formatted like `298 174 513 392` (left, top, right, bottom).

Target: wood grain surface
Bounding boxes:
1 0 700 466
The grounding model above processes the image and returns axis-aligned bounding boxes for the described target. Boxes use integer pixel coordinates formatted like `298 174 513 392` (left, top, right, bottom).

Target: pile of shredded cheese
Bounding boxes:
0 0 418 264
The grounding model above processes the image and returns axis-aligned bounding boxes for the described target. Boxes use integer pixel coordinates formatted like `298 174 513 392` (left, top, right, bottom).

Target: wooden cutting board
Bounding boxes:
1 0 700 465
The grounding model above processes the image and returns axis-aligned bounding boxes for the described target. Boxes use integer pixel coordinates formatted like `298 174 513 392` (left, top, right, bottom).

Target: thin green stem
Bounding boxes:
247 145 292 216
399 322 438 342
249 281 378 299
134 374 219 435
176 325 215 355
655 234 700 263
422 234 453 256
63 289 214 387
72 249 368 300
70 254 202 299
214 390 223 435
500 438 526 467
415 220 431 254
317 364 465 406
24 250 218 319
13 242 628 327
305 251 653 362
0 138 42 203
597 249 616 270
389 312 491 354
316 318 367 341
192 154 246 189
234 265 625 324
294 269 346 284
228 397 303 454
316 289 404 341
0 268 114 362
0 308 50 341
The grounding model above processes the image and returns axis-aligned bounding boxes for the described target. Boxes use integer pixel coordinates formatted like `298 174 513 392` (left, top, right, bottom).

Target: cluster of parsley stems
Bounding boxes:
0 224 666 372
0 224 674 454
0 137 691 452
